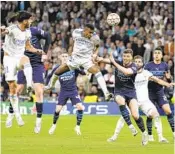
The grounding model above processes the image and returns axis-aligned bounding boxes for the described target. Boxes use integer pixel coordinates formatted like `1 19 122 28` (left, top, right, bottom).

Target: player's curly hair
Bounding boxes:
85 24 94 31
17 11 32 22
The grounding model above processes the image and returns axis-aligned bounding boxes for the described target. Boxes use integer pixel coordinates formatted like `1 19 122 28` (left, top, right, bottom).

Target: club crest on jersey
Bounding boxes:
75 38 93 48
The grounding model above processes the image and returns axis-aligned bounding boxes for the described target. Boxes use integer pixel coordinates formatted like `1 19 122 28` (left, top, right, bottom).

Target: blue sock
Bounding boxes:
36 102 43 118
167 113 174 132
53 111 60 124
119 105 132 126
146 117 153 135
135 117 145 132
76 110 83 126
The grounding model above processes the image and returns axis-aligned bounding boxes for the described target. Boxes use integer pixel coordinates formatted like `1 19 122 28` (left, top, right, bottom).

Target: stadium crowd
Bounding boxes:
0 1 174 103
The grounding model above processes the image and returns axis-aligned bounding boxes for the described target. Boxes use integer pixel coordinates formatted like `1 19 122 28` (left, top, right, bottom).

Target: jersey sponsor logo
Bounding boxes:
14 38 26 46
60 71 75 81
150 71 165 78
75 38 93 48
116 70 131 82
135 79 147 86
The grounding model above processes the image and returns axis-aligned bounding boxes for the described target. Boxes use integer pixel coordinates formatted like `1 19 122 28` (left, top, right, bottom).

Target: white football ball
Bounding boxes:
107 13 120 26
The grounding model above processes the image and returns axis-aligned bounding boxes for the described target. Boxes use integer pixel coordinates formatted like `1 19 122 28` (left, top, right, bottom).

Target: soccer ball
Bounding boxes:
107 13 120 26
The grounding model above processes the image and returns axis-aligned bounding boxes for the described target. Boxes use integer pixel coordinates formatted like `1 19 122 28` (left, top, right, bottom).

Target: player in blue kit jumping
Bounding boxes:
5 14 51 133
17 26 51 133
144 47 175 140
46 52 85 135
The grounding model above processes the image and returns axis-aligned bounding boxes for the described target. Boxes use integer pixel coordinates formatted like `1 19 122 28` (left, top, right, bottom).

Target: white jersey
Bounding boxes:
134 70 153 102
3 24 31 58
72 28 100 58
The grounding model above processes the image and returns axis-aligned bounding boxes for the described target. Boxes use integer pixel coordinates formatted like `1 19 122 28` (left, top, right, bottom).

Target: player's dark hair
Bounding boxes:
123 49 133 56
154 47 163 52
134 55 143 62
17 11 32 22
85 24 94 31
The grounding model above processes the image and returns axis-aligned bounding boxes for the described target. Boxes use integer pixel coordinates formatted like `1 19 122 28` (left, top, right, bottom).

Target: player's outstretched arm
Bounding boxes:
25 39 44 55
95 56 111 64
109 52 135 76
149 76 175 88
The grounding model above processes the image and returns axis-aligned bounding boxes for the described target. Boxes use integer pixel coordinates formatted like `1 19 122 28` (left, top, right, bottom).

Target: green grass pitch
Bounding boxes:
1 115 174 154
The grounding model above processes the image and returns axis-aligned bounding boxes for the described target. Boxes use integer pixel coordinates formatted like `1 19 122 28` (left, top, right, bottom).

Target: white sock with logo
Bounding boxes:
95 72 108 95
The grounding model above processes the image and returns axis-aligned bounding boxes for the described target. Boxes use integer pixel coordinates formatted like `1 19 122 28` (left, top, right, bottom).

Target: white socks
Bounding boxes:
23 63 33 87
114 116 125 136
154 116 163 139
36 117 42 124
10 95 20 118
95 72 108 95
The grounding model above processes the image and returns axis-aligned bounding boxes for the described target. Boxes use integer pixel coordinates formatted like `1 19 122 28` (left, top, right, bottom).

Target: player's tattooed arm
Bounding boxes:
25 39 44 55
149 76 175 88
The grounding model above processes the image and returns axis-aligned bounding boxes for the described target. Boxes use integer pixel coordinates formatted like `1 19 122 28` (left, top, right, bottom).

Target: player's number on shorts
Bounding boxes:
163 95 168 101
76 95 81 100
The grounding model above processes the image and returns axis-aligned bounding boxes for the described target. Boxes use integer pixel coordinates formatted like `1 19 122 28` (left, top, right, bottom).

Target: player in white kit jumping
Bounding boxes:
1 11 44 128
107 55 174 143
48 24 112 101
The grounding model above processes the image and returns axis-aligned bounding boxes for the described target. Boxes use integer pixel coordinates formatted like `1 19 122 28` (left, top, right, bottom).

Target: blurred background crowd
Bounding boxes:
0 1 174 103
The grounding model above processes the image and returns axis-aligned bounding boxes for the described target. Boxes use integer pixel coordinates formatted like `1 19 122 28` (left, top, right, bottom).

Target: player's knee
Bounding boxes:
76 103 84 110
55 105 63 113
164 110 172 115
8 82 16 94
115 96 125 105
35 89 43 97
148 109 159 118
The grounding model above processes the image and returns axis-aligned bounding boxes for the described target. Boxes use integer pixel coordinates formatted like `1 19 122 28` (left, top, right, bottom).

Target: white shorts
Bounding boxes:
138 99 157 117
66 55 93 71
3 56 21 81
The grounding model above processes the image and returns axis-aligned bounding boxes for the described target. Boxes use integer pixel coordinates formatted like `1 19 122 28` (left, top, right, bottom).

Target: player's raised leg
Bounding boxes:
88 65 113 101
19 56 33 91
48 63 70 89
